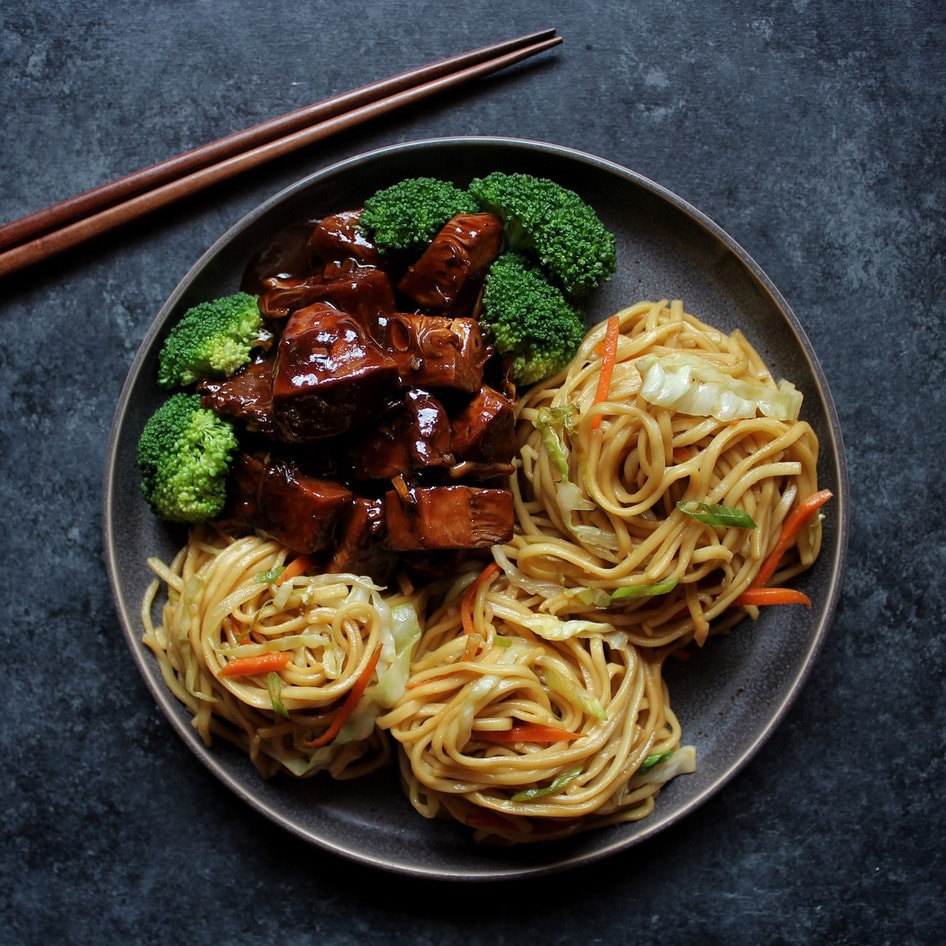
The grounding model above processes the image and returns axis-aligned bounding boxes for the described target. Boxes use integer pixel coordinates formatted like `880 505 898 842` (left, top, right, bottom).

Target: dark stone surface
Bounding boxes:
1 2 943 943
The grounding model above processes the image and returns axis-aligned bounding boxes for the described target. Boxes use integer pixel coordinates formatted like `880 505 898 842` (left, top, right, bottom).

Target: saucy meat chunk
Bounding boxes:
256 458 353 555
258 268 396 332
326 497 396 581
450 385 517 464
384 484 514 550
223 199 530 583
307 209 382 267
386 314 486 393
224 451 267 526
198 355 277 437
349 388 453 481
224 453 352 555
271 302 400 443
397 213 503 311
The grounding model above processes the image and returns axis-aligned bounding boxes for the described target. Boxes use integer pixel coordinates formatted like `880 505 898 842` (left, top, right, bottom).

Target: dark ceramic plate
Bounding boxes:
103 137 848 880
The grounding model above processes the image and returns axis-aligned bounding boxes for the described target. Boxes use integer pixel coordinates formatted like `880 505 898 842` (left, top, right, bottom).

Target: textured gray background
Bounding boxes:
1 2 943 944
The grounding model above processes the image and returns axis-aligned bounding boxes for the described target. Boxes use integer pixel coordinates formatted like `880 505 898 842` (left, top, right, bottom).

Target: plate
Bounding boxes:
103 136 848 880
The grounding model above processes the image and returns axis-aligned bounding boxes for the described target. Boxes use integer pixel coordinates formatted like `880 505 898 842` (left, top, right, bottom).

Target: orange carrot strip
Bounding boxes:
461 562 500 636
218 651 291 678
735 587 812 608
304 644 382 748
590 315 620 431
752 489 834 589
275 554 313 585
460 562 500 659
479 723 583 744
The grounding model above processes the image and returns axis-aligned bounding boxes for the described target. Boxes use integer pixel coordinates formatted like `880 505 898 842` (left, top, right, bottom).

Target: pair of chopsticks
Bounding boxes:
0 28 561 279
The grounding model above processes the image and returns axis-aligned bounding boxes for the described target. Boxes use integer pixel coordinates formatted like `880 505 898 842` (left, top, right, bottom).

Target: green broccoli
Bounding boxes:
468 172 617 299
137 392 239 523
157 291 269 389
480 252 587 386
358 176 480 254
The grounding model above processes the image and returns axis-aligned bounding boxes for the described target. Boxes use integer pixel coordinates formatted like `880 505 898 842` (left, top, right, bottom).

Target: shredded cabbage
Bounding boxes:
370 602 423 708
535 404 578 478
637 353 802 421
534 404 596 531
542 662 607 720
278 744 338 777
633 745 697 785
527 613 616 642
458 674 500 743
338 599 423 744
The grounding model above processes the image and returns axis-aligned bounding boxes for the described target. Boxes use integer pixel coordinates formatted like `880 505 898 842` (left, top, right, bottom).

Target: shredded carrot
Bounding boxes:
460 561 500 659
590 315 621 430
735 587 812 608
479 723 583 744
752 489 833 589
672 445 694 464
218 651 291 678
304 644 382 748
461 562 500 636
222 615 251 644
276 554 312 585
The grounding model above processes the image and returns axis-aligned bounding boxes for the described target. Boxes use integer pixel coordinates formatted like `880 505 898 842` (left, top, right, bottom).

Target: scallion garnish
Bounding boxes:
640 750 674 772
677 500 757 529
511 764 583 802
254 566 285 584
267 671 289 718
609 577 679 601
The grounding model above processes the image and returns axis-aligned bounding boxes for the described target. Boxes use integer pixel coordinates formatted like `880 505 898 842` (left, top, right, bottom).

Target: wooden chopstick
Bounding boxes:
0 29 561 278
0 28 557 255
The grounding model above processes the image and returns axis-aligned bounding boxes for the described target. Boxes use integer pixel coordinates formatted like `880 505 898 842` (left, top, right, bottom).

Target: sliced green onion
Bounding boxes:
609 577 679 601
511 764 583 802
254 566 286 584
677 500 757 529
640 750 674 772
267 671 289 718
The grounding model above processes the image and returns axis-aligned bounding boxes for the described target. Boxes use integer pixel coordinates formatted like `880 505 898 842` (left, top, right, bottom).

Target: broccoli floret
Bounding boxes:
137 392 239 523
157 292 268 389
480 252 587 386
468 172 617 299
359 177 479 254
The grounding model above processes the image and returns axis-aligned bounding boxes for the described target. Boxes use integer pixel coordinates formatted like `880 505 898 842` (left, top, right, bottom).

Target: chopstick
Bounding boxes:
0 29 561 278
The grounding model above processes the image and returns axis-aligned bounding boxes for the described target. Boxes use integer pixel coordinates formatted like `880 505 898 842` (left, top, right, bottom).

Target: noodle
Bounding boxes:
141 525 417 779
141 299 824 843
498 299 822 649
377 572 691 843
